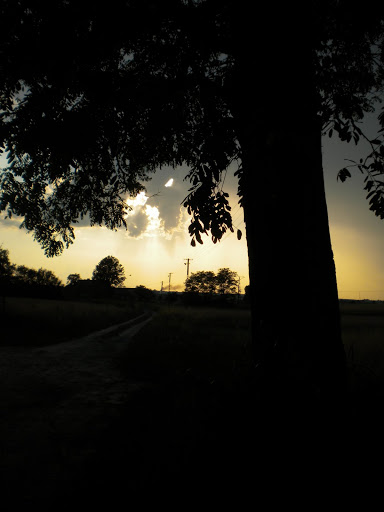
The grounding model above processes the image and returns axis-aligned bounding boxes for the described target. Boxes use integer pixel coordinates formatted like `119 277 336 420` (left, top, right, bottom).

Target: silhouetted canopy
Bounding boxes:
1 0 384 255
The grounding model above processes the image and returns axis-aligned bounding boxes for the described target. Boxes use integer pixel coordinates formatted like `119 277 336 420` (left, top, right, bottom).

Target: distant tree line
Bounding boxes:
0 248 155 302
0 246 63 286
183 268 247 307
66 256 126 288
0 246 63 298
66 256 157 302
1 246 243 306
184 268 239 295
0 249 129 294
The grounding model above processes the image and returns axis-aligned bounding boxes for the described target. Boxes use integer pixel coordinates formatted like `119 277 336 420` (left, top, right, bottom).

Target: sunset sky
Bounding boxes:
1 109 384 299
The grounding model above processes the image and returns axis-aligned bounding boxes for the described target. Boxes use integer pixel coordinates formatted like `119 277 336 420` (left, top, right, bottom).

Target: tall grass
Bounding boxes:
117 303 384 396
116 305 253 386
0 296 144 346
340 302 384 398
3 296 383 395
109 302 384 497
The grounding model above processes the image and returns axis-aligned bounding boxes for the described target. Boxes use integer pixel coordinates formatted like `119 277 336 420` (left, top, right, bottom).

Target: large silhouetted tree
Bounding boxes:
215 268 238 295
1 0 384 398
185 270 217 294
185 268 238 294
92 256 126 287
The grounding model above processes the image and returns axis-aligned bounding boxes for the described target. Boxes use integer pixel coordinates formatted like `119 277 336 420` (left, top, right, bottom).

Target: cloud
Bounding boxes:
162 283 184 291
126 208 150 237
0 216 23 230
143 162 241 238
170 283 184 291
147 172 190 233
123 176 190 240
124 191 160 238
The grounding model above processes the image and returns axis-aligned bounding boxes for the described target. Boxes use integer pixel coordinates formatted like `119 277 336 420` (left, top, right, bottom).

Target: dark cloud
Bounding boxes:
145 166 191 234
125 208 149 238
169 283 184 291
145 163 241 237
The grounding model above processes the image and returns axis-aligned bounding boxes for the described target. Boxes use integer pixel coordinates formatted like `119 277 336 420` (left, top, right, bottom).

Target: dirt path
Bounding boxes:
0 314 153 507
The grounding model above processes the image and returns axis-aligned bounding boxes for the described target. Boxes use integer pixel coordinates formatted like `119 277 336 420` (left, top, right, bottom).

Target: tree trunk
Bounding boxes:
242 124 346 397
230 5 346 402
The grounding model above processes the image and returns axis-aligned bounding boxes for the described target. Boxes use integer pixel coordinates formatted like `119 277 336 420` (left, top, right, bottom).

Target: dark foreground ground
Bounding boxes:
2 301 384 507
71 389 384 506
4 371 382 509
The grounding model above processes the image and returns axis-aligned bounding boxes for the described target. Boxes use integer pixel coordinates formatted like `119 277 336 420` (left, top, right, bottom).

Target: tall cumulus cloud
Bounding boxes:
124 167 190 239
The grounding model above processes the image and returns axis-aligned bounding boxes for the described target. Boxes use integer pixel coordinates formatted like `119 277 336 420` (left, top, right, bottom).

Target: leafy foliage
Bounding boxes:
1 0 384 258
0 246 15 280
66 273 81 286
13 265 63 286
0 245 62 286
336 130 384 219
184 270 217 294
185 267 238 295
92 255 126 288
215 268 238 295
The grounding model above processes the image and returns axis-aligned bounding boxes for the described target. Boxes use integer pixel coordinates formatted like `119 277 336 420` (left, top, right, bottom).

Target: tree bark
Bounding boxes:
241 123 346 397
230 5 346 401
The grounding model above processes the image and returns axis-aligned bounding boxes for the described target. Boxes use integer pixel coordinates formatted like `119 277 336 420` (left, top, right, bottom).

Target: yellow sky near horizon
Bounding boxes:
0 157 250 292
1 118 384 299
0 200 249 293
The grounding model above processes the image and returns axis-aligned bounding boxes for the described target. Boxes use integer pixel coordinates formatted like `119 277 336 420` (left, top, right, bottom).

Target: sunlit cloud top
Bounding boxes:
126 190 148 208
124 184 186 239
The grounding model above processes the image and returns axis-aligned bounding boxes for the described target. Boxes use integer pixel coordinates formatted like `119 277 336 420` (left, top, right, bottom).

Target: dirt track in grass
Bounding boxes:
0 314 154 507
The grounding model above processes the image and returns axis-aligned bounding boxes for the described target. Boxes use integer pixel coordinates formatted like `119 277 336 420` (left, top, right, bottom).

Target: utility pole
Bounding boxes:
168 273 173 292
184 258 193 277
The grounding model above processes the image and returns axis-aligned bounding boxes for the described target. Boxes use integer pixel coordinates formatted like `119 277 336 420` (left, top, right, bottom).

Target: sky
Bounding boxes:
1 111 384 299
0 155 250 293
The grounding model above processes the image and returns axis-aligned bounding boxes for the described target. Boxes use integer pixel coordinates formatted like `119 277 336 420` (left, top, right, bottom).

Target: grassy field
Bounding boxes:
0 295 146 346
116 305 253 386
111 301 384 448
2 296 383 385
2 298 383 504
74 301 384 504
115 301 384 388
112 301 384 445
339 302 384 398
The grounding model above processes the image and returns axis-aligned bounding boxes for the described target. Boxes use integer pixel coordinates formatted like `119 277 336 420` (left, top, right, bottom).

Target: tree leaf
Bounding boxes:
365 180 374 192
366 190 376 199
337 168 351 182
